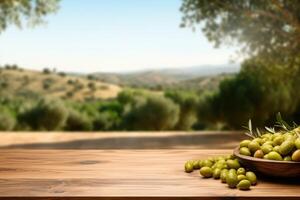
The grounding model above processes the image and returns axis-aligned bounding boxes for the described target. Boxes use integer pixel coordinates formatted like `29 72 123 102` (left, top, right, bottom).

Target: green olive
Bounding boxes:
284 133 296 141
226 159 240 169
295 138 300 149
292 149 300 162
214 162 226 170
273 132 282 137
220 169 229 183
239 147 251 156
267 151 283 161
237 179 251 190
240 140 251 148
229 168 237 173
253 138 263 145
254 149 264 158
200 166 213 178
279 140 295 156
284 156 292 161
263 154 269 159
246 171 257 185
184 161 193 173
262 133 273 139
237 174 247 182
199 160 205 168
226 171 238 188
207 157 215 162
273 135 284 146
225 154 235 160
203 159 213 167
215 156 226 161
273 145 280 153
217 159 226 165
237 167 246 175
192 160 200 169
248 141 260 153
213 168 221 179
263 141 273 146
261 144 273 154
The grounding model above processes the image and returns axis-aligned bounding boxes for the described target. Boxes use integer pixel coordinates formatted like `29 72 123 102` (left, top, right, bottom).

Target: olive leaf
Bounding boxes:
275 112 292 131
265 126 276 134
243 119 256 138
256 128 262 137
292 121 298 129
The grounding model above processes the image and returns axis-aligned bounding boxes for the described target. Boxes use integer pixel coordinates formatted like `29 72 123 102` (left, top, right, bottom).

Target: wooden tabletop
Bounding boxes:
0 150 299 200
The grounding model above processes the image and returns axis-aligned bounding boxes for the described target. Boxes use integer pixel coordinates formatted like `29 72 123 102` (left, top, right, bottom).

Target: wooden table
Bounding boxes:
0 150 299 200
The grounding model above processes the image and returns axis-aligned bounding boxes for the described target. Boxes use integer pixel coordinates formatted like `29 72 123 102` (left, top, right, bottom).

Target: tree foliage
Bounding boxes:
122 95 179 130
197 57 300 129
64 109 92 131
0 0 60 33
180 0 300 64
165 91 198 130
0 109 15 131
19 98 68 130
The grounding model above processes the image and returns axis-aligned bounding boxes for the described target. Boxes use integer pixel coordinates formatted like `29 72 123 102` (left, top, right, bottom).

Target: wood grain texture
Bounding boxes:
0 150 299 200
0 131 245 149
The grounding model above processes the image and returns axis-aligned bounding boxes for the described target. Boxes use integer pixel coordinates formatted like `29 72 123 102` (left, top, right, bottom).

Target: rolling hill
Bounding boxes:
93 64 239 90
0 67 122 101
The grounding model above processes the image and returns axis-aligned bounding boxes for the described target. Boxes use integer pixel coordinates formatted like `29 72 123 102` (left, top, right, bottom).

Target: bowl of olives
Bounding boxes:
233 120 300 177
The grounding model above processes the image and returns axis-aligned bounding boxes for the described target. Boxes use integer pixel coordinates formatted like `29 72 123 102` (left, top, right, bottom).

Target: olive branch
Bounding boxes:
243 112 299 138
243 119 262 138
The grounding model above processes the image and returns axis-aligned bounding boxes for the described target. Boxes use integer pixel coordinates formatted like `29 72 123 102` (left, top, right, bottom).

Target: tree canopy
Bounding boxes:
180 0 300 65
0 0 60 33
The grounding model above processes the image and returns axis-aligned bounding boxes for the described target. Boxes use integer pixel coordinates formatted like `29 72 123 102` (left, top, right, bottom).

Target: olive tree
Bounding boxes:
0 0 60 33
122 95 180 130
0 111 15 131
19 98 68 130
180 0 300 65
165 91 198 130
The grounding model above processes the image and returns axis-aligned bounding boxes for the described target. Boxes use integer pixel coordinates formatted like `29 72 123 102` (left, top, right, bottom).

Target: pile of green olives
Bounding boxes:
239 130 300 161
184 155 257 190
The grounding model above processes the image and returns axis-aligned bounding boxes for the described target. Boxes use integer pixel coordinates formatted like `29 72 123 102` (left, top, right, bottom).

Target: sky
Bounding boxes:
0 0 238 73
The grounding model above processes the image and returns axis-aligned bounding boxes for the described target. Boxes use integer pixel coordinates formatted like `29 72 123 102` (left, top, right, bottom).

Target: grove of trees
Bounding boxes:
1 1 300 131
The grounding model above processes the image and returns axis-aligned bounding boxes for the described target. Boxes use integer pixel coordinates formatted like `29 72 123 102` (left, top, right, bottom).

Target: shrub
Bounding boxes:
165 91 198 130
66 91 74 98
87 82 96 91
4 64 18 70
58 72 66 77
67 79 74 85
43 82 51 90
19 98 68 130
93 111 120 130
74 83 84 91
43 68 51 74
43 78 54 90
0 81 8 88
87 74 96 80
0 111 15 131
11 64 18 70
122 95 179 130
64 109 92 131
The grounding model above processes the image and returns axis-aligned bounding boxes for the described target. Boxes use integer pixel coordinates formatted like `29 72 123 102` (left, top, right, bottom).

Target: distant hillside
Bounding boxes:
0 68 122 101
93 64 239 90
167 73 234 92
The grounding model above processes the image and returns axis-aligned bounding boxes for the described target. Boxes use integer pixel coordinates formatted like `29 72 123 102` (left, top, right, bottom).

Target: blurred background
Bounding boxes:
0 0 299 149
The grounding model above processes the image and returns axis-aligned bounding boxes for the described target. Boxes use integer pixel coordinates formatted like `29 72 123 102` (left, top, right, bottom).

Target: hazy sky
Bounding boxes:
0 0 238 73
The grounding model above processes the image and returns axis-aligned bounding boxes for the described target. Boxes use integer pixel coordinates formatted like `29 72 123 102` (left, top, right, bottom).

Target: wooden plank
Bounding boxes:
0 131 245 149
0 150 299 200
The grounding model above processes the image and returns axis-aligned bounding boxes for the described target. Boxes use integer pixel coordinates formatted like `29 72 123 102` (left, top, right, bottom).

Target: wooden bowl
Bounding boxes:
233 147 300 178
